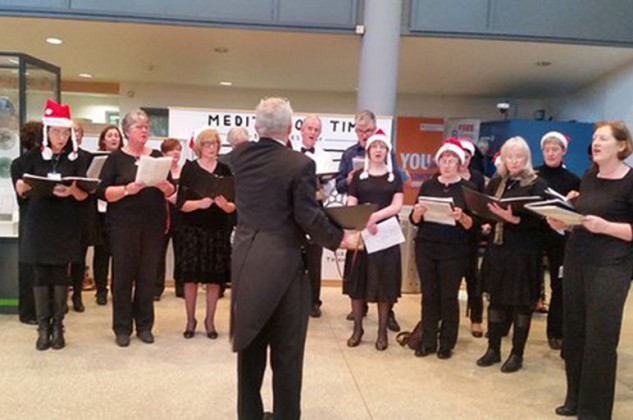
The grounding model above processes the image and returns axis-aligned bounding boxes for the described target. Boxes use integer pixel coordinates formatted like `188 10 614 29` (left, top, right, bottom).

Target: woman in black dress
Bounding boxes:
411 139 473 359
98 110 175 347
155 138 184 300
549 122 633 419
178 128 235 339
92 125 123 305
476 136 547 373
14 100 88 350
535 131 580 351
458 138 486 338
344 131 403 351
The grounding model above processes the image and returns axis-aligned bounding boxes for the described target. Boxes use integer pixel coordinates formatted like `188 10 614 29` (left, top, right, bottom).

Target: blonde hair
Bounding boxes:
496 136 537 183
193 128 221 158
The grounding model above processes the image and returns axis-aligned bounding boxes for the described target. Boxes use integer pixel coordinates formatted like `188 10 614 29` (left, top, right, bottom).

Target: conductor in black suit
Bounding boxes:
231 97 345 420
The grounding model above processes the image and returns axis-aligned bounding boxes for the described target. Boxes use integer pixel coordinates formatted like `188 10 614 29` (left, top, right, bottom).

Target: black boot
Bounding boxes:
477 307 504 367
502 311 531 373
33 286 51 351
51 286 67 350
501 352 523 373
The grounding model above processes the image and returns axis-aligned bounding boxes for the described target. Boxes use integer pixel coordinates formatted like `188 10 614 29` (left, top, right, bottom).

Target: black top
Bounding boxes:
466 169 485 193
535 164 581 196
348 171 403 210
97 149 172 229
567 167 633 263
410 177 474 259
177 159 234 229
18 148 88 264
485 175 548 250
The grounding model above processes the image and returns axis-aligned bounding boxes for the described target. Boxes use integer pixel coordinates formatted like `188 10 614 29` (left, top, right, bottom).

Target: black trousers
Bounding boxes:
155 232 170 298
18 262 36 320
109 224 163 336
464 247 483 323
69 245 88 298
562 258 632 419
237 272 310 420
416 250 467 351
93 213 111 297
543 233 566 339
304 242 323 306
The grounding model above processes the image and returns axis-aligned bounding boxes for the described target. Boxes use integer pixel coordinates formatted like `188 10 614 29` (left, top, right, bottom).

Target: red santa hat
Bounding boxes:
540 131 570 150
41 99 78 161
361 129 394 182
458 138 476 155
492 151 502 167
435 138 466 165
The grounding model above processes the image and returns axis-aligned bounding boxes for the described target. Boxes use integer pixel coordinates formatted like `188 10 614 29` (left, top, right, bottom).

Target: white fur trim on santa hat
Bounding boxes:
540 131 568 150
458 139 476 155
42 117 73 128
360 131 394 182
435 141 466 165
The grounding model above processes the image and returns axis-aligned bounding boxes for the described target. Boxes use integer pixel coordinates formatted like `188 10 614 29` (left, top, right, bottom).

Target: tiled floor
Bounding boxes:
1 286 632 419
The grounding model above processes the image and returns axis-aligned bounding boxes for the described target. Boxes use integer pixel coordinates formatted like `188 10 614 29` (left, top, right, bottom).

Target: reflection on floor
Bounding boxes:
1 286 632 419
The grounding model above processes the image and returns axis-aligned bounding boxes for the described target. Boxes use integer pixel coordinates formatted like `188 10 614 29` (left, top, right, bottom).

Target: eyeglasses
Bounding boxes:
438 157 459 166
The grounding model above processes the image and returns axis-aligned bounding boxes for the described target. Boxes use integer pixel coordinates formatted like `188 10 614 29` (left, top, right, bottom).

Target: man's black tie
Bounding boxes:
301 147 315 154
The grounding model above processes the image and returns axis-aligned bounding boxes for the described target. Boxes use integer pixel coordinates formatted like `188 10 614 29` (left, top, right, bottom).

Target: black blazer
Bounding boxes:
230 138 343 352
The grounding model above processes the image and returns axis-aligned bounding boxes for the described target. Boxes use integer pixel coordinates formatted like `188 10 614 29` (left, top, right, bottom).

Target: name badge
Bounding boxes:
47 172 62 181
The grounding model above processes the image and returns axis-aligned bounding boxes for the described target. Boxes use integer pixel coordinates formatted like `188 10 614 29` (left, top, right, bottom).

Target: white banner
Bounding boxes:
444 118 480 142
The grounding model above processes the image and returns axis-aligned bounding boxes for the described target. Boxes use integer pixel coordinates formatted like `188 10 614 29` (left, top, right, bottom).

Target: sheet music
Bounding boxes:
86 155 108 179
135 156 172 186
525 204 583 225
361 216 405 254
418 196 455 226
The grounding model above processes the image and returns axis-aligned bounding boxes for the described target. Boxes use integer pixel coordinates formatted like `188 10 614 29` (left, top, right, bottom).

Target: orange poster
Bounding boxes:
395 117 445 204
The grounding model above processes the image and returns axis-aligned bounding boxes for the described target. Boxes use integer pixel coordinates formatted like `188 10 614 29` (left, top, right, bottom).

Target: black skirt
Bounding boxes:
178 224 231 284
343 245 402 304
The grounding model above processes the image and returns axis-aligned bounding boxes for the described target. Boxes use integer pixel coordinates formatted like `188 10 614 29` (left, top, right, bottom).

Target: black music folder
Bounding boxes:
462 186 541 222
23 173 101 198
324 204 378 231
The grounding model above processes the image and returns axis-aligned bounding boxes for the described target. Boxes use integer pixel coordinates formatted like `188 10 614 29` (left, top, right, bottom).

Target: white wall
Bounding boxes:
62 92 119 124
546 59 633 127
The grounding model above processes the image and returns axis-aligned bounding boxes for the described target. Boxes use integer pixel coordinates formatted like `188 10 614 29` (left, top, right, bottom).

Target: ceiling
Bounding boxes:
2 16 633 98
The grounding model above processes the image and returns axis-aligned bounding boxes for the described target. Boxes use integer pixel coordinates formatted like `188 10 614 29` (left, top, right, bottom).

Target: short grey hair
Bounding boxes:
227 127 250 147
255 98 293 139
355 110 376 126
121 109 149 138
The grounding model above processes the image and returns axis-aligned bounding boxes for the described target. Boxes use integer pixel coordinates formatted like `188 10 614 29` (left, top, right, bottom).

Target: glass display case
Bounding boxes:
0 53 60 237
0 53 60 314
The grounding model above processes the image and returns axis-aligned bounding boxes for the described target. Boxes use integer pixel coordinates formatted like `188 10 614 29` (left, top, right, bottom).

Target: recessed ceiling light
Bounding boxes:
78 73 93 79
214 47 229 54
219 81 233 86
46 37 63 45
536 60 552 67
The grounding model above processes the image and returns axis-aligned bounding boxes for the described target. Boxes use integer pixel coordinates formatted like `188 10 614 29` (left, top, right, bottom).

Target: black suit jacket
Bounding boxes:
230 138 343 352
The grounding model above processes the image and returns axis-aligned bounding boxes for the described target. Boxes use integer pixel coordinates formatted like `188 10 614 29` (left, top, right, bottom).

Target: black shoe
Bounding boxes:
137 330 155 344
375 336 388 351
96 294 107 306
476 348 501 367
36 324 51 351
183 320 197 339
387 312 401 333
51 323 65 350
20 317 38 325
548 337 563 350
437 349 452 360
262 412 274 420
555 405 577 416
115 334 130 347
347 329 364 347
309 304 322 318
500 353 523 373
72 296 85 313
414 345 436 357
206 330 218 340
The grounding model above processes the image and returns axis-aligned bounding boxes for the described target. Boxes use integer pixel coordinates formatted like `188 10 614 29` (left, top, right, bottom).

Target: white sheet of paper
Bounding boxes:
361 216 405 254
135 156 172 186
418 196 455 226
86 155 108 179
526 205 583 225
